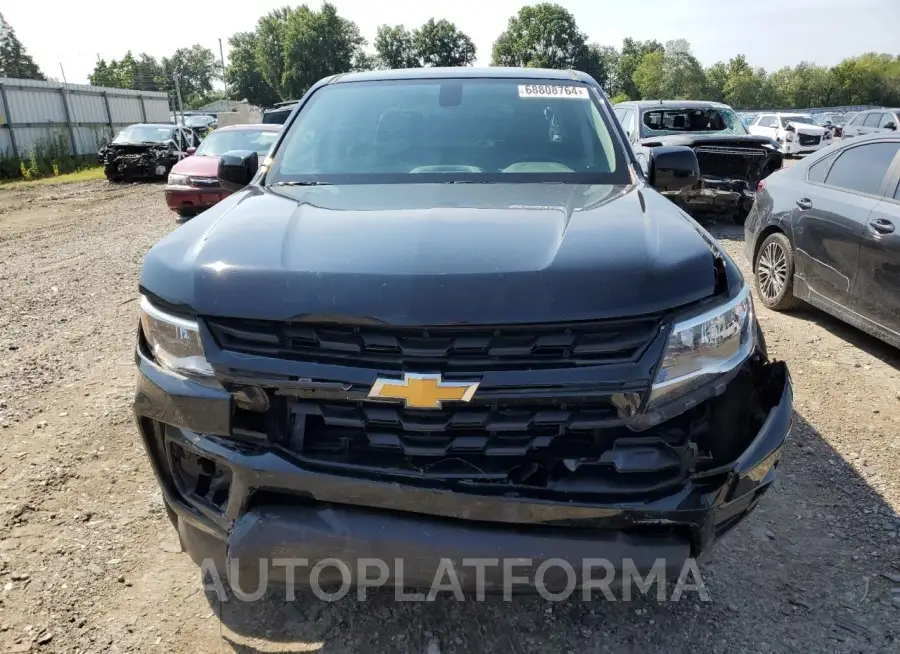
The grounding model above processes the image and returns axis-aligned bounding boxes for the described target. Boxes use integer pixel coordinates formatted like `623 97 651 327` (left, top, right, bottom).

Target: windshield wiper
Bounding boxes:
270 181 332 186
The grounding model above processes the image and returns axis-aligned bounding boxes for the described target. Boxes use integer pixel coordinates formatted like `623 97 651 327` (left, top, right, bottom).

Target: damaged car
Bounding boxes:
747 113 832 157
133 68 792 592
615 101 783 224
99 124 200 182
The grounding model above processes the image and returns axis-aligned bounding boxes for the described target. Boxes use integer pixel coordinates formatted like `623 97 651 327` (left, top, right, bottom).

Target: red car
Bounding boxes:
164 124 281 217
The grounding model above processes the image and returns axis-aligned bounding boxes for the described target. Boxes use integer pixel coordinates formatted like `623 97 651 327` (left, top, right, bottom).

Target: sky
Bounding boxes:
6 0 900 86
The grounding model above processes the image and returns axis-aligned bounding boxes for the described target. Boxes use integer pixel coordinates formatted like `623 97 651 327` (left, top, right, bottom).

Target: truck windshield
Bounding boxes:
265 78 628 185
640 107 748 137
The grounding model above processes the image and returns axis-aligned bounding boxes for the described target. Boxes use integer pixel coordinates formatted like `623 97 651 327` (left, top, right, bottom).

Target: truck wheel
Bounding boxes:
754 232 802 311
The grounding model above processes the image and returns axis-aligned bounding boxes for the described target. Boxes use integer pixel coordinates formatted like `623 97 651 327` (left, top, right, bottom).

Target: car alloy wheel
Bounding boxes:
757 240 788 301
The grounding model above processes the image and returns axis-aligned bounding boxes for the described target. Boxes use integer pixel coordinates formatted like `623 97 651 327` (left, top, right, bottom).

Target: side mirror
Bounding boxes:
186 146 196 155
784 123 796 132
218 150 259 192
884 122 897 131
648 146 699 192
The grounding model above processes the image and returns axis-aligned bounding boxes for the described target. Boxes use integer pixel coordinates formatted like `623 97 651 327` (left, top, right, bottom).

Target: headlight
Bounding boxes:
167 173 189 186
139 295 213 377
648 284 755 409
785 132 795 142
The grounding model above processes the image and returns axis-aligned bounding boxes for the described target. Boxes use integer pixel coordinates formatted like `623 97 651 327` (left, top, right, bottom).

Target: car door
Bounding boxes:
851 144 900 335
792 142 898 309
843 112 867 138
879 111 899 133
750 114 778 140
859 112 884 136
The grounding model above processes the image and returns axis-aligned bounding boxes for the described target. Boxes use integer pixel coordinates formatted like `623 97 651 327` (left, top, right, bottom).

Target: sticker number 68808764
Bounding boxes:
517 85 589 99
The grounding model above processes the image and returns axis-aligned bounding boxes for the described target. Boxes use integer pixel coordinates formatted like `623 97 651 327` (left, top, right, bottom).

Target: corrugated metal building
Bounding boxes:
0 77 171 158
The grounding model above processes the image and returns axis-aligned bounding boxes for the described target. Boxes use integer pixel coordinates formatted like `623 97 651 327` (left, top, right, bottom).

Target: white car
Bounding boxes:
747 112 832 156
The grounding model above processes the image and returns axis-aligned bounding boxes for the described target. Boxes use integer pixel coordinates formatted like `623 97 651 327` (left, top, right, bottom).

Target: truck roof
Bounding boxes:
331 67 594 84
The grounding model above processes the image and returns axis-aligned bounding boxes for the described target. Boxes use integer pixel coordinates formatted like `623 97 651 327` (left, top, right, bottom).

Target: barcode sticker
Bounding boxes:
518 85 589 99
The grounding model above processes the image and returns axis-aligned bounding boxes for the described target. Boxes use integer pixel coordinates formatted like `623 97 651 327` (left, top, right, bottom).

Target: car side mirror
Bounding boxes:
186 146 196 155
218 150 259 192
648 146 699 192
885 122 897 131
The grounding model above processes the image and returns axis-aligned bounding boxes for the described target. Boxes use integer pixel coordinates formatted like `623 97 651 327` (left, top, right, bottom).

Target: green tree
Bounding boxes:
581 44 619 92
254 6 294 99
0 12 45 80
226 31 279 106
491 3 590 69
723 55 764 109
375 24 418 69
413 19 475 67
632 50 665 99
830 53 900 106
660 39 705 99
617 38 663 100
278 2 366 99
88 52 164 91
162 45 219 107
89 60 116 87
703 62 728 102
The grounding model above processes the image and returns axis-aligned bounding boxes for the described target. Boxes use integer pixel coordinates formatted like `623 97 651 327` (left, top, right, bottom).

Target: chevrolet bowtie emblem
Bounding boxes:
368 373 480 409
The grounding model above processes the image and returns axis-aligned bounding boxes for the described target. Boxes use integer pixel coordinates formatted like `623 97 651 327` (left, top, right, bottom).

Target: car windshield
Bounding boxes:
112 125 174 144
639 107 748 137
782 115 816 125
194 129 279 157
265 78 627 185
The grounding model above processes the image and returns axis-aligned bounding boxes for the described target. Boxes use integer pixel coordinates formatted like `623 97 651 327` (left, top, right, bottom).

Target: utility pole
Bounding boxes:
173 73 185 125
59 63 68 85
218 38 227 97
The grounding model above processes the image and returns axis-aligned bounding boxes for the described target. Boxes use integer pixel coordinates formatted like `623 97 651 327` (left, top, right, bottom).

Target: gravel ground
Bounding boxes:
0 177 898 654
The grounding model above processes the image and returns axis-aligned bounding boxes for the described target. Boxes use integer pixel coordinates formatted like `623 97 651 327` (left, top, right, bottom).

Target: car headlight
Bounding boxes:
785 132 795 142
648 284 755 409
167 173 189 186
139 295 213 377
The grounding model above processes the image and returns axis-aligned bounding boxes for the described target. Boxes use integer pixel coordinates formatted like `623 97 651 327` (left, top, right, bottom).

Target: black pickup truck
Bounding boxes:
614 100 783 224
133 68 792 593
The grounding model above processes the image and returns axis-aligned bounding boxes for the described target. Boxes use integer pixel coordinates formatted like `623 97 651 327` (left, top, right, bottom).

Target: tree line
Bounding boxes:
2 5 899 111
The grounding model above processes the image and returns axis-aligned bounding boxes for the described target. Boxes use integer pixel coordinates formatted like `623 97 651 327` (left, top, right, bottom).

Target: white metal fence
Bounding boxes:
0 77 171 159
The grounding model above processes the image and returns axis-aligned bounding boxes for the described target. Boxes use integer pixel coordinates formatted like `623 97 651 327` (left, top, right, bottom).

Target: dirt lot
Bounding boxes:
0 178 898 654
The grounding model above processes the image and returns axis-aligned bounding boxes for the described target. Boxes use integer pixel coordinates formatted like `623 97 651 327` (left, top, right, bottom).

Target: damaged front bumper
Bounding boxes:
660 142 783 218
663 177 757 216
99 145 178 180
133 344 793 591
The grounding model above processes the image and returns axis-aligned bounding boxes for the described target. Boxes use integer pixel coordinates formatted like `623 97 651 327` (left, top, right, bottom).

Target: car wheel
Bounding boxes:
755 233 802 311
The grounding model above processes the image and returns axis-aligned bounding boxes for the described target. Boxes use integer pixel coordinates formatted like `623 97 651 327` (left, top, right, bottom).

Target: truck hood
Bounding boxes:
639 133 780 149
141 183 720 325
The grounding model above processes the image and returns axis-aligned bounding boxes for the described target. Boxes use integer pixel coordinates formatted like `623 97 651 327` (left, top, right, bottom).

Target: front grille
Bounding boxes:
206 317 661 371
189 176 219 187
693 146 767 157
284 397 695 496
798 134 821 146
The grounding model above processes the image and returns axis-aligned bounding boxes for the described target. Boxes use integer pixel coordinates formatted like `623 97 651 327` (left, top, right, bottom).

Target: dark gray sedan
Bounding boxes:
744 134 900 348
